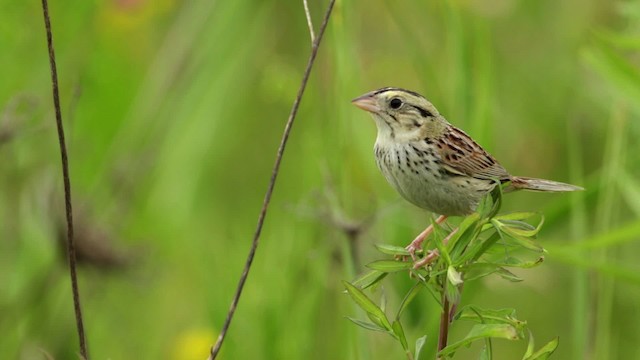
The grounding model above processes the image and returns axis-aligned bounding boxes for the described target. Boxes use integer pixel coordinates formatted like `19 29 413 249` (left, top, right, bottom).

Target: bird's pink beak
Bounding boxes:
351 93 380 113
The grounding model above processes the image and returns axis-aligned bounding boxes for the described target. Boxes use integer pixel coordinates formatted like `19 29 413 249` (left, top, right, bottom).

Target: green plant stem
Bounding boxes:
438 294 451 357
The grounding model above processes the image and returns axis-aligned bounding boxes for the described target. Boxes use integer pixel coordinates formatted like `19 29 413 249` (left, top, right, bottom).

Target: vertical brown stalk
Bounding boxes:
207 1 336 359
438 295 450 357
40 1 88 358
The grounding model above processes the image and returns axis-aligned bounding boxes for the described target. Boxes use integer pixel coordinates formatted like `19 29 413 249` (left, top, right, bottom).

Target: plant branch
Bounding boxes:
208 1 336 358
40 0 88 358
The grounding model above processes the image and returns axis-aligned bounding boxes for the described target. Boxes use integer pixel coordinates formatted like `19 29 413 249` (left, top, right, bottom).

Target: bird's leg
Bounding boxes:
412 227 459 269
406 215 448 260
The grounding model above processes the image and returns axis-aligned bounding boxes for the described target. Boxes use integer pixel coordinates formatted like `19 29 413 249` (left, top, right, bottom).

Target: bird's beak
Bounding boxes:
351 93 380 113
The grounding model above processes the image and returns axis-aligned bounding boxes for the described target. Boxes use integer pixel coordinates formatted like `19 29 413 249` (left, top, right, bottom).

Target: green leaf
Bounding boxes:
479 343 491 360
456 305 526 332
523 337 559 360
392 320 409 351
447 213 481 257
439 324 520 357
549 219 640 251
396 282 423 319
366 260 413 273
496 267 524 282
375 244 411 256
523 330 536 358
498 216 544 238
492 219 544 252
494 212 540 222
582 39 640 112
445 279 461 304
342 281 392 331
432 223 452 265
351 270 388 290
493 256 544 269
415 335 427 360
461 231 502 264
345 317 388 333
464 263 503 282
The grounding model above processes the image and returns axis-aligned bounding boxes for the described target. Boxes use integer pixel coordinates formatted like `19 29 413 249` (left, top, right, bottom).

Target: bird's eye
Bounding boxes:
389 98 403 109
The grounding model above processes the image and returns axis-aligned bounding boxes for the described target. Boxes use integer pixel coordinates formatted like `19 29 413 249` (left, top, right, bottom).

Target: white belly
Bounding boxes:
374 142 489 216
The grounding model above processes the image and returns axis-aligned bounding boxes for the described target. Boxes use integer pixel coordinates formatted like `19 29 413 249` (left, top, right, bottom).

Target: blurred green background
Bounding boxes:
2 0 640 359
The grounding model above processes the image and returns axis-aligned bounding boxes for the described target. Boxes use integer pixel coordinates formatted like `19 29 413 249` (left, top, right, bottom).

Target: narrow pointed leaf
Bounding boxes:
366 260 413 272
375 244 411 256
415 335 427 360
351 270 388 290
523 337 559 360
343 281 392 330
392 320 409 351
439 324 520 357
396 282 423 319
345 317 388 333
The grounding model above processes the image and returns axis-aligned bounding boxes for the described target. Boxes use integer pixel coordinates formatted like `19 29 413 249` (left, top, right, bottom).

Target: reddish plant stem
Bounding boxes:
438 294 450 357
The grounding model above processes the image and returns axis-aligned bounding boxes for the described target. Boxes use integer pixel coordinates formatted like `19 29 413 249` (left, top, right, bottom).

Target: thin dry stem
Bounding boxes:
40 0 88 358
303 0 316 43
208 1 336 358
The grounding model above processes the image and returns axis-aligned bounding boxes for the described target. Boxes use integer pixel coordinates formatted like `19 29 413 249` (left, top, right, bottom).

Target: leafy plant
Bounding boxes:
343 186 559 359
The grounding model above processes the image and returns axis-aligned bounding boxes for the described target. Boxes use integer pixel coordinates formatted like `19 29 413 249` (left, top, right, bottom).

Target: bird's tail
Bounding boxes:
506 176 584 192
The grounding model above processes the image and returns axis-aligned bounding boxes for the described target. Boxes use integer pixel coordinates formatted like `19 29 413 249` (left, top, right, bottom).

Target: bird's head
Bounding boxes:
351 87 446 141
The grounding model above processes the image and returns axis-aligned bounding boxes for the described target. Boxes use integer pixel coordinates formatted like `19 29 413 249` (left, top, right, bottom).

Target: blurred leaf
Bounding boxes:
351 270 388 290
524 330 536 359
345 317 388 333
396 282 423 320
343 281 392 331
439 324 520 357
496 267 524 282
582 39 640 112
479 343 491 360
415 335 427 360
375 244 411 256
366 260 413 273
391 320 409 351
617 171 640 217
550 219 640 250
523 336 559 360
492 256 545 269
456 306 526 335
550 251 640 285
593 29 640 50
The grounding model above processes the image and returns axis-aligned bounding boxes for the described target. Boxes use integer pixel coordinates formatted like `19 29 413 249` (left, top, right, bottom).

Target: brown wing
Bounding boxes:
434 125 511 180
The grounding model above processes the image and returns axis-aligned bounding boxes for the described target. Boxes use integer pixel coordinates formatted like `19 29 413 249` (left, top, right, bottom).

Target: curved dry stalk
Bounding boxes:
303 0 316 43
208 0 336 359
39 0 88 358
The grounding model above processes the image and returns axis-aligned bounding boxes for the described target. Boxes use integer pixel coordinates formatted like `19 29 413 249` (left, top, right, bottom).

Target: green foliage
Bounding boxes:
2 0 639 359
344 187 557 359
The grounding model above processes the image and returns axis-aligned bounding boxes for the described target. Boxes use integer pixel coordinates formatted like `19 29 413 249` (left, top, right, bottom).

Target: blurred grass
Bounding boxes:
1 0 640 359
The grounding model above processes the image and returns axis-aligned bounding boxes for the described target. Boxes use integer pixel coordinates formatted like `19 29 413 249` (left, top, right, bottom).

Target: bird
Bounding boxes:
351 87 583 266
